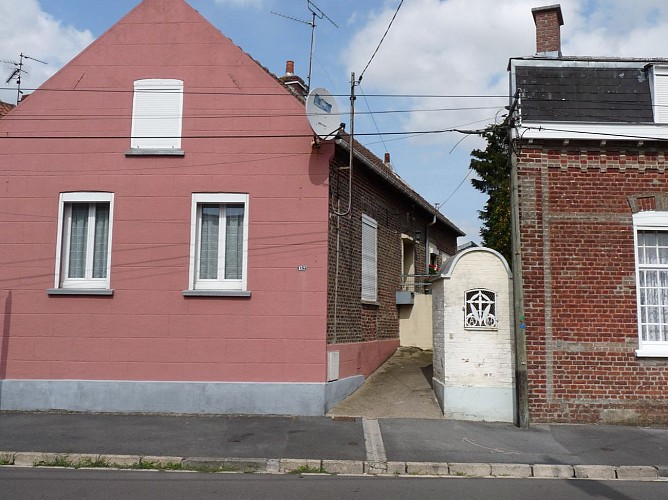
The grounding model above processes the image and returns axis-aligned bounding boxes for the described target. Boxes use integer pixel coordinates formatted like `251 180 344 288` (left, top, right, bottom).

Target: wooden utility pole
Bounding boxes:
507 92 530 428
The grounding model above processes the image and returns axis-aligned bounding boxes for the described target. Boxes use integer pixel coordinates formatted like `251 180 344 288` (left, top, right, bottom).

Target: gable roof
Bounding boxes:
336 134 464 237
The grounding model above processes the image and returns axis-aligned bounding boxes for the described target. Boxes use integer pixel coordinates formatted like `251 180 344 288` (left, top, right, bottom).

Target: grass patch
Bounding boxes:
132 460 183 471
34 455 112 469
0 459 13 466
288 465 328 474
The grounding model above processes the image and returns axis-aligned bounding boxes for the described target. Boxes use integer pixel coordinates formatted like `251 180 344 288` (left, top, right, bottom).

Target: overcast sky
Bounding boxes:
3 0 668 244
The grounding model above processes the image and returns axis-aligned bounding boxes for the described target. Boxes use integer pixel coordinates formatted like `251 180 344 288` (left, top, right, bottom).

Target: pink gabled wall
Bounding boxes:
0 0 333 383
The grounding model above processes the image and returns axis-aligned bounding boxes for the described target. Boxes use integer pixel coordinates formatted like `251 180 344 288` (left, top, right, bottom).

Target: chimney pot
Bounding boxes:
532 4 564 57
384 152 391 163
285 60 295 76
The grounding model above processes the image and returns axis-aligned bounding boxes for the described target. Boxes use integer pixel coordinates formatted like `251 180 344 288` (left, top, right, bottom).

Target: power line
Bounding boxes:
359 0 404 81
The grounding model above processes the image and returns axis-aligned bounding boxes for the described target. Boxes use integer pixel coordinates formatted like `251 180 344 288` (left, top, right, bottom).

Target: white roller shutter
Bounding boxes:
131 79 183 149
361 214 378 301
653 66 668 123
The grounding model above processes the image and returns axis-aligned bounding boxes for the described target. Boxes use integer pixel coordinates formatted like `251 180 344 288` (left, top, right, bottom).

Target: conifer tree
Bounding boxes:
469 125 511 265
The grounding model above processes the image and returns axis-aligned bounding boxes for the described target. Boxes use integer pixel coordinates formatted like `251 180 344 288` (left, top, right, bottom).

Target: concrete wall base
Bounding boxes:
0 377 365 416
439 384 516 423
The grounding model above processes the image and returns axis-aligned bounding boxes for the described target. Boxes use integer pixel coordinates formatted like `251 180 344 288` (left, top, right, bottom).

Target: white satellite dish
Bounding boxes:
306 87 342 141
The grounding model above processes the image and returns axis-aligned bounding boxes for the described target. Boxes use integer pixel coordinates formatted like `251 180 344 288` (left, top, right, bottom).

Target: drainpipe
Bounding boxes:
425 214 437 272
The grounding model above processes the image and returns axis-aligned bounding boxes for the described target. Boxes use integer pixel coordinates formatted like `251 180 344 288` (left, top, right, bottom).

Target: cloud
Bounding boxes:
343 0 668 148
0 0 93 103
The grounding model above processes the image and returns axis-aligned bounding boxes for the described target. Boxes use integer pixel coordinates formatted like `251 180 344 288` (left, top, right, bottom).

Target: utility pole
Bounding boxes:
507 91 529 428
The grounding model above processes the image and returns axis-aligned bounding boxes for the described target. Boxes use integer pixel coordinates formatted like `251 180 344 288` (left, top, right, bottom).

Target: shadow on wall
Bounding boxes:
0 291 12 407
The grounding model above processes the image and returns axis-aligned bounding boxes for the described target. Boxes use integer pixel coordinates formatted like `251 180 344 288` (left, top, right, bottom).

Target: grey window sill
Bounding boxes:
361 299 380 307
125 149 185 157
183 290 252 298
47 288 114 296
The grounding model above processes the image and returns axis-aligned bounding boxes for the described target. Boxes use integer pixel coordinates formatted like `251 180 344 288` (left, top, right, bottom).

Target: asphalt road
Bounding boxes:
0 468 664 500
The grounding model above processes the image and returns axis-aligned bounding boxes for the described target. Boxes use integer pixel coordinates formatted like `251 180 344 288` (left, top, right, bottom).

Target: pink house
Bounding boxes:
0 0 461 415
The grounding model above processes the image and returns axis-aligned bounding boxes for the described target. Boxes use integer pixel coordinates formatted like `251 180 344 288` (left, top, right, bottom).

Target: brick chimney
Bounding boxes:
532 4 564 57
279 60 308 97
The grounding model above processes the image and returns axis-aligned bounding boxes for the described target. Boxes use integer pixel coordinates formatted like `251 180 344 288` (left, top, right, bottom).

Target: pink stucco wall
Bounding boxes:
328 340 399 379
0 0 332 383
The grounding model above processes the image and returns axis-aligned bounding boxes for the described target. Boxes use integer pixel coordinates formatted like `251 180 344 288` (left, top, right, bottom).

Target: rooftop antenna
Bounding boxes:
271 0 338 91
4 53 47 105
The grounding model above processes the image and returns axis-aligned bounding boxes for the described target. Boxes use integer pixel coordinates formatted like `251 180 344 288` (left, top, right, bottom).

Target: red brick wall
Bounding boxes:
518 142 668 424
327 148 458 345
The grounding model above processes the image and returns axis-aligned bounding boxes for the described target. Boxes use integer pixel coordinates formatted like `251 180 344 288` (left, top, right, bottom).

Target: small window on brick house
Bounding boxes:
464 289 498 330
633 211 668 357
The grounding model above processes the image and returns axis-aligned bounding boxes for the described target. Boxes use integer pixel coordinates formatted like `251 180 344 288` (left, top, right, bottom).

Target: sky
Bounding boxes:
3 0 668 244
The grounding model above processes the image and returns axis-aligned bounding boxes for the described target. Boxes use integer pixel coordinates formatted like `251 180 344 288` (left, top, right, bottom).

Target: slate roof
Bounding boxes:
511 57 668 124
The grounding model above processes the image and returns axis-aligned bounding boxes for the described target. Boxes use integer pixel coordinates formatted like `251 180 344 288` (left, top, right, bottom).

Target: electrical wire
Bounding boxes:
359 0 404 81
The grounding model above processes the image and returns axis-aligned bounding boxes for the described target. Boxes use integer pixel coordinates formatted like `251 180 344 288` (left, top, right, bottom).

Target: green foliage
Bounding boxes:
469 125 511 266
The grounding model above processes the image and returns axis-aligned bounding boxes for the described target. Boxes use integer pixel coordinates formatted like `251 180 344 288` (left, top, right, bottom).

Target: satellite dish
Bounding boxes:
306 87 341 141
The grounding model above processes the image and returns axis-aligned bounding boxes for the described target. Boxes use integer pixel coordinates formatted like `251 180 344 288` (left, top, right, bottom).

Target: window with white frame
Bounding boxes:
650 66 668 123
188 193 249 292
55 192 114 290
361 214 378 302
131 79 184 150
634 211 668 357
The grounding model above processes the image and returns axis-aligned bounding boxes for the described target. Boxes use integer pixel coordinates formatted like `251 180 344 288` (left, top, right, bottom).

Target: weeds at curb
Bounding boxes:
288 465 329 474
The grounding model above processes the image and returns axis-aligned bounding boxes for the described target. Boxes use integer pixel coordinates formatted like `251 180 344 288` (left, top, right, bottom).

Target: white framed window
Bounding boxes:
634 211 668 357
54 192 114 290
131 79 184 150
361 214 377 302
188 193 249 292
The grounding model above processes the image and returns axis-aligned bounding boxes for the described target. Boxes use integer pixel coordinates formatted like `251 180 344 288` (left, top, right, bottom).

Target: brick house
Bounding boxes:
510 4 668 424
0 0 461 415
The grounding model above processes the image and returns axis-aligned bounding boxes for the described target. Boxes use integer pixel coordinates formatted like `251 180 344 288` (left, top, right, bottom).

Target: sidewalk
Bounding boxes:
1 349 666 480
1 411 667 480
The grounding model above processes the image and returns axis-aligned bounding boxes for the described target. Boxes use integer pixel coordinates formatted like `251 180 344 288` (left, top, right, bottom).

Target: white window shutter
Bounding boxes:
653 67 668 123
131 79 183 149
361 214 378 301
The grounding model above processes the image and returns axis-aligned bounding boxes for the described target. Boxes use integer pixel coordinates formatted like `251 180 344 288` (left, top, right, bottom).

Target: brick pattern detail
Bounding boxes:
534 9 561 54
518 142 668 424
327 150 457 344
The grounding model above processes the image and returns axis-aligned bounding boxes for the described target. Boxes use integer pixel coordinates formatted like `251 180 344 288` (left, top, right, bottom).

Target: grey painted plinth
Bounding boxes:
0 376 364 416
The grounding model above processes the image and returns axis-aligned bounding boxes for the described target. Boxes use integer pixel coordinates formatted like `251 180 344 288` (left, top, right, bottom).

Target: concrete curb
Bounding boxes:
0 451 664 481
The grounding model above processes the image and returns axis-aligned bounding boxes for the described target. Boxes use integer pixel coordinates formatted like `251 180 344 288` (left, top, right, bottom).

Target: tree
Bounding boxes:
469 125 511 266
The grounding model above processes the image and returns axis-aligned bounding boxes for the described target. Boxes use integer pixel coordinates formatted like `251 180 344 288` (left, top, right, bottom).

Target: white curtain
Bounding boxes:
224 205 244 280
68 204 89 278
92 203 109 278
199 205 220 279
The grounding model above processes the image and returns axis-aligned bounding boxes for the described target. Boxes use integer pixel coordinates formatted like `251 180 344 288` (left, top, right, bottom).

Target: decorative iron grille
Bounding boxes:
465 289 497 329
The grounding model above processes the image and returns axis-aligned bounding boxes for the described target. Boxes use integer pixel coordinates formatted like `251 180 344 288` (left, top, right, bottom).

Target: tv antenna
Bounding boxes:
271 0 338 91
4 53 47 105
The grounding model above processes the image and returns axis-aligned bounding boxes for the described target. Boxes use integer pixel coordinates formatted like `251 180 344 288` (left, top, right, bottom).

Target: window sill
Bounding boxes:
183 290 252 298
125 149 185 157
47 288 114 296
361 299 380 307
635 349 668 358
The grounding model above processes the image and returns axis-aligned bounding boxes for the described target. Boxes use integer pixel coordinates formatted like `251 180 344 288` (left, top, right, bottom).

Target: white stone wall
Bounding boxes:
432 248 515 422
